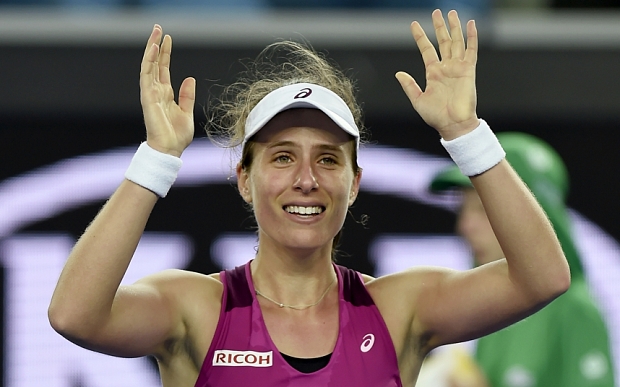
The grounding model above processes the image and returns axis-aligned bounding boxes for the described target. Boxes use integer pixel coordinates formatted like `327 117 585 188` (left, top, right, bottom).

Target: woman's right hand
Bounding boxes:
140 25 196 157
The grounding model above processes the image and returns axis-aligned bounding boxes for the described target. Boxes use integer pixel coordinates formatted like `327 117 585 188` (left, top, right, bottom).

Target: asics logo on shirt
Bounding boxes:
360 334 375 353
212 350 273 367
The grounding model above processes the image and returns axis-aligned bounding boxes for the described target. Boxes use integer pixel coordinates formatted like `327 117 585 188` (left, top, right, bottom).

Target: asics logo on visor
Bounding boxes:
243 82 360 149
294 88 312 99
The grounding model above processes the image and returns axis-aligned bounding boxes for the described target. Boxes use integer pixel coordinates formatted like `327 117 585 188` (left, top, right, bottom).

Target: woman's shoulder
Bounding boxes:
359 272 375 284
131 269 225 367
365 265 451 293
136 268 224 305
139 268 222 283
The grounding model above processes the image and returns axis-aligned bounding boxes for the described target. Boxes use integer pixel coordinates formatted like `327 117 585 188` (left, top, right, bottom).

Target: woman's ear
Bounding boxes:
236 164 252 204
348 190 357 207
348 168 362 207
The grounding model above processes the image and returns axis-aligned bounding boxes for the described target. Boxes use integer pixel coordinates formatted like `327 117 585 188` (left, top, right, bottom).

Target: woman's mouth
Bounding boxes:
284 205 325 216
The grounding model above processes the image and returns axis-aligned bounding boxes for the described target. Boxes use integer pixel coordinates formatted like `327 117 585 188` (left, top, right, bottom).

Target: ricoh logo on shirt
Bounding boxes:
212 350 273 367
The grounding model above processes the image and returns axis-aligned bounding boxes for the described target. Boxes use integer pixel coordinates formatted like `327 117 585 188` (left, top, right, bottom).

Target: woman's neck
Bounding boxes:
250 251 337 308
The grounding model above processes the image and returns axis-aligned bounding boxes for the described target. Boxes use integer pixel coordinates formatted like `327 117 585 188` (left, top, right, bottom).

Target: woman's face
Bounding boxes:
237 109 361 255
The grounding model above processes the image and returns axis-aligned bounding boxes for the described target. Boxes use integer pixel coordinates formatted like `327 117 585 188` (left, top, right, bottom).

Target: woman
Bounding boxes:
48 9 570 387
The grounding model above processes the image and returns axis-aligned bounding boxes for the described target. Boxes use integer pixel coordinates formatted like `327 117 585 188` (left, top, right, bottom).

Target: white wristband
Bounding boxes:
125 142 183 198
440 119 506 177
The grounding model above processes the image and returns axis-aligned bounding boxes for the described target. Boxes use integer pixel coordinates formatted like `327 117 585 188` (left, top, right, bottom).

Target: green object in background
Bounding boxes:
476 279 614 387
430 132 615 387
430 132 582 280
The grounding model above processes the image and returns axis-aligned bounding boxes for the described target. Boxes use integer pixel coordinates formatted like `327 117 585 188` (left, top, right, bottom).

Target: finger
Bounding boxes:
411 21 439 68
464 20 478 65
141 25 162 72
140 25 162 82
159 34 172 86
178 77 196 114
432 9 452 61
395 71 423 105
140 43 160 91
447 10 465 59
141 24 162 63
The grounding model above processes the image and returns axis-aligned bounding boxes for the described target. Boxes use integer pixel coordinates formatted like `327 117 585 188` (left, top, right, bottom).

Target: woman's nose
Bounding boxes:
294 162 319 193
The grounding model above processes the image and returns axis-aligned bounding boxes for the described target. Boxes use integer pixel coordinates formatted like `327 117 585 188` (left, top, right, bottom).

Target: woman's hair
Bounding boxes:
206 40 367 259
206 39 366 160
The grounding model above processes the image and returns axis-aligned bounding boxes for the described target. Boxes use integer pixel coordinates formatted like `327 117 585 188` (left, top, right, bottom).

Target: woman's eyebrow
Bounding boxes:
265 141 345 153
314 144 346 154
265 140 297 150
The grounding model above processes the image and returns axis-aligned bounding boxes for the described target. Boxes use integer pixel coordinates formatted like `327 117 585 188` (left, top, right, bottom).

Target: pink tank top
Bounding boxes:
194 262 403 387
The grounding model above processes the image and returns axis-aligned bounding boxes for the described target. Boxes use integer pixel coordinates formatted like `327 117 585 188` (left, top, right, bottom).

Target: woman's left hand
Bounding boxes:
396 9 479 141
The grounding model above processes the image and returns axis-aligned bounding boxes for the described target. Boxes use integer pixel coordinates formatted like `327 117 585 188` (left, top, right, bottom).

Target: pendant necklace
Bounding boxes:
255 278 336 311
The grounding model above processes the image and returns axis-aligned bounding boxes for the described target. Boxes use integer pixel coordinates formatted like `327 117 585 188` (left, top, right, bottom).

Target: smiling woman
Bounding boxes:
48 9 571 387
238 108 360 262
237 101 361 258
206 43 367 260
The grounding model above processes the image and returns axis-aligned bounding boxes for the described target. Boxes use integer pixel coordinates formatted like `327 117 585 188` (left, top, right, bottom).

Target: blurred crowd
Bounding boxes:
0 0 617 10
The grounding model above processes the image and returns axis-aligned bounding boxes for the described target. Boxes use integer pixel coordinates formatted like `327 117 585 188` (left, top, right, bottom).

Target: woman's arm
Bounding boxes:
388 9 570 353
48 25 196 358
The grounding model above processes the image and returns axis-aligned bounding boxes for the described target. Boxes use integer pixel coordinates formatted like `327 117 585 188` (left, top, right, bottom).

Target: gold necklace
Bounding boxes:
255 278 336 310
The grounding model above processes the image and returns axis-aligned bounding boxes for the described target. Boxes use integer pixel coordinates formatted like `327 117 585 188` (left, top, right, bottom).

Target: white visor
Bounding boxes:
244 83 360 148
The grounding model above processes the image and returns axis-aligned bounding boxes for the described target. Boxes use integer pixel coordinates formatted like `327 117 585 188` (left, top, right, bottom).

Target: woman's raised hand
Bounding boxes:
396 10 479 140
140 25 196 157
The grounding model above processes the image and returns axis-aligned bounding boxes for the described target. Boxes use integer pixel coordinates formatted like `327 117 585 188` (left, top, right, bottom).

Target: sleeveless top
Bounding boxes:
194 262 403 387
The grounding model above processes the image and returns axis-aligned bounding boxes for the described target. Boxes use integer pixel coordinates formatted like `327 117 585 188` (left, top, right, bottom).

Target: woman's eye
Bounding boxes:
320 157 337 165
275 155 291 163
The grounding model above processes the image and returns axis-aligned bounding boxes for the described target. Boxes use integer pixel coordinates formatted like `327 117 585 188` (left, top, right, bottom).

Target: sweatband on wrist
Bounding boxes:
124 142 183 198
440 119 506 177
